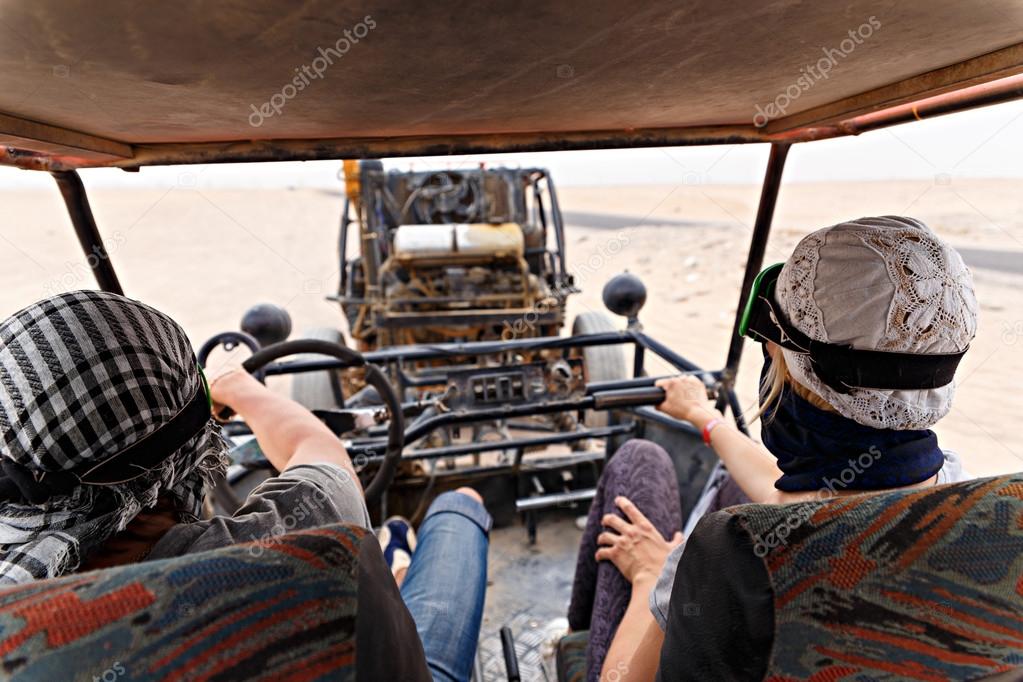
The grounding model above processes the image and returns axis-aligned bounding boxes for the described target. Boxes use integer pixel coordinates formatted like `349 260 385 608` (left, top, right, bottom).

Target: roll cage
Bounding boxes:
22 76 1023 523
3 4 1023 679
1 2 1018 398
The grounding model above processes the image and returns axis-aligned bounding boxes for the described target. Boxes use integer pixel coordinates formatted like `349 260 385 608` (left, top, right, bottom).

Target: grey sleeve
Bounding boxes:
650 540 687 631
937 449 972 483
150 463 370 559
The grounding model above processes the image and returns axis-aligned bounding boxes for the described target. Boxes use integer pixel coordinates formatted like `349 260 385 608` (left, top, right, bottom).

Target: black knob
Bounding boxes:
240 304 292 348
602 272 647 320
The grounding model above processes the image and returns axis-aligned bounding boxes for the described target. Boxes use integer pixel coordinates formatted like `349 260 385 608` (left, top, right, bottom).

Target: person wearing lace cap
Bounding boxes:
566 216 977 682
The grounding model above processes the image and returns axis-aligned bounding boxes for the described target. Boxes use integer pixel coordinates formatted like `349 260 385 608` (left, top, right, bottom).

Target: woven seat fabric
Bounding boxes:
0 525 368 682
730 474 1023 681
556 630 589 682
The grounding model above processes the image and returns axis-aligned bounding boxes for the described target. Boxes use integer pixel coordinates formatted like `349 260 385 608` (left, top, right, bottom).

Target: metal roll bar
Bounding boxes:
50 170 124 295
717 142 790 416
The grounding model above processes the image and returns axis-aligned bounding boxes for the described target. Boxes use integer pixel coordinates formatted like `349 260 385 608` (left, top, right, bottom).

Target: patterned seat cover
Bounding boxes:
732 474 1023 681
556 630 589 682
0 525 369 681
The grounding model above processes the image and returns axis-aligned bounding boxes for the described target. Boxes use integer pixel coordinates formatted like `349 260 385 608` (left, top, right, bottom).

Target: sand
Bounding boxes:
0 178 1019 476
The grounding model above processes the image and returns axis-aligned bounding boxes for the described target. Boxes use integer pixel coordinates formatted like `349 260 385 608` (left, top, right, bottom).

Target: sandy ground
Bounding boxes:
0 178 1019 476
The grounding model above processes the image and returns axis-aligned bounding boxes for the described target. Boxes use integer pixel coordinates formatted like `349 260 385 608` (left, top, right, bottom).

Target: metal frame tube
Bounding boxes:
516 488 597 512
50 170 124 294
632 345 646 377
633 332 702 373
356 423 635 461
838 73 1023 136
719 143 790 402
258 328 717 377
338 198 351 291
260 330 638 374
543 170 569 279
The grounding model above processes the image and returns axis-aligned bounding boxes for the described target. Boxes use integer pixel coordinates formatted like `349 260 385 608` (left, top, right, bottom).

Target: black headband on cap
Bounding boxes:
740 264 968 394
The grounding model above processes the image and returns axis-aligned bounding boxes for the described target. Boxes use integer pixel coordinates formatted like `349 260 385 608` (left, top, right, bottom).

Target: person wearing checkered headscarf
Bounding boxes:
0 290 228 584
0 292 497 681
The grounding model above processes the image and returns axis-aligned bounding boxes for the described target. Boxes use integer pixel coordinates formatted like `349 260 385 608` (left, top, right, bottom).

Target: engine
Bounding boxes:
380 222 554 343
341 163 572 348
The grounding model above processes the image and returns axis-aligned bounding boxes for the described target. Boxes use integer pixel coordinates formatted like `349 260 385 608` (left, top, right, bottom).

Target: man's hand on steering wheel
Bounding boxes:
207 367 262 421
206 362 363 488
199 336 404 505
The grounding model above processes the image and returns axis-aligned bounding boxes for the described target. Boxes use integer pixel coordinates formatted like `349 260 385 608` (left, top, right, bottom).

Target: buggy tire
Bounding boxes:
572 312 628 427
289 327 347 410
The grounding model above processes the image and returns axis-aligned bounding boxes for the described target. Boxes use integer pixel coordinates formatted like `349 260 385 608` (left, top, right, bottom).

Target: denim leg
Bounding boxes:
400 491 492 682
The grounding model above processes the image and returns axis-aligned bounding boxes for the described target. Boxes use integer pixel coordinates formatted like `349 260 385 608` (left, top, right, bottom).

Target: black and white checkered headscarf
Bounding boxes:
0 291 227 584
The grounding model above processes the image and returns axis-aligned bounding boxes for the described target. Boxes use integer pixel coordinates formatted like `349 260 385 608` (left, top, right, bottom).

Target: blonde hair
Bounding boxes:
749 344 835 423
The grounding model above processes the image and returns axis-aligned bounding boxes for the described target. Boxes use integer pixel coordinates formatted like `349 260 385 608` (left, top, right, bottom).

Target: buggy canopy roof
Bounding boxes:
1 0 1022 170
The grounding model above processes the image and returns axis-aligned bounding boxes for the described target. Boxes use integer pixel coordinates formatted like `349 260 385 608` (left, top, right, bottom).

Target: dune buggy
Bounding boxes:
2 1 1021 678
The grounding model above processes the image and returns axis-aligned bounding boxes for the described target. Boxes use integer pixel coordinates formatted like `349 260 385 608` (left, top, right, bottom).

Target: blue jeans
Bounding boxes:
401 491 491 682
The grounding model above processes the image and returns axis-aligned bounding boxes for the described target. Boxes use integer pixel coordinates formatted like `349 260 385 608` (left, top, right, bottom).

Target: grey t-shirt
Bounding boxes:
649 449 970 630
146 463 432 681
150 463 371 559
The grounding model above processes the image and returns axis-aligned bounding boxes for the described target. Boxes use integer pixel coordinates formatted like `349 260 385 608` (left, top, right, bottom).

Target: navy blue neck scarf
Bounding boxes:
759 355 945 492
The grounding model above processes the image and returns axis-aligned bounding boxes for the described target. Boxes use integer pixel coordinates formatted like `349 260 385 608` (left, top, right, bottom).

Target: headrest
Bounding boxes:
0 525 370 680
729 474 1023 680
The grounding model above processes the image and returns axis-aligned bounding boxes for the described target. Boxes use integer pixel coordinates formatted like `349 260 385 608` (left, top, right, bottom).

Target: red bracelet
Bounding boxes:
702 417 723 446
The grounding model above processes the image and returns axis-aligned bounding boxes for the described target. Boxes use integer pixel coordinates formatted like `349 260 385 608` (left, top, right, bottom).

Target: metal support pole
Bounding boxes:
632 345 645 378
544 171 569 278
338 198 351 291
718 143 790 408
50 170 124 295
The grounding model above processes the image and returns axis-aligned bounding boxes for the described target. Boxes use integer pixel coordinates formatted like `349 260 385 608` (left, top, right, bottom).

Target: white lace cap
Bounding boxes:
775 216 977 430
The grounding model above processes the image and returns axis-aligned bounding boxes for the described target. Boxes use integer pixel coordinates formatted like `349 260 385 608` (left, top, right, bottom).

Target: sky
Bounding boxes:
1 99 1021 190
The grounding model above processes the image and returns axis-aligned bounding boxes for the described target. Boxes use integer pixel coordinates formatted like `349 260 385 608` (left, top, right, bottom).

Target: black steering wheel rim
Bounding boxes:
227 338 404 505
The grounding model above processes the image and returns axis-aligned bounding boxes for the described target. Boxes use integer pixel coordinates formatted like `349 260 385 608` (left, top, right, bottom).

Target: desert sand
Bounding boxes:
0 178 1019 476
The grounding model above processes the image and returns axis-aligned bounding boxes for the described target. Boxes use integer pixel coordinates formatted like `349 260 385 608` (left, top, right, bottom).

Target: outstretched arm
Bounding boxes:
209 369 361 489
654 375 817 505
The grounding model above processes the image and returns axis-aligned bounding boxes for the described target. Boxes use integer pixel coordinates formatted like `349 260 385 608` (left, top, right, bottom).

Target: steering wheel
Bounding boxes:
207 338 405 505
